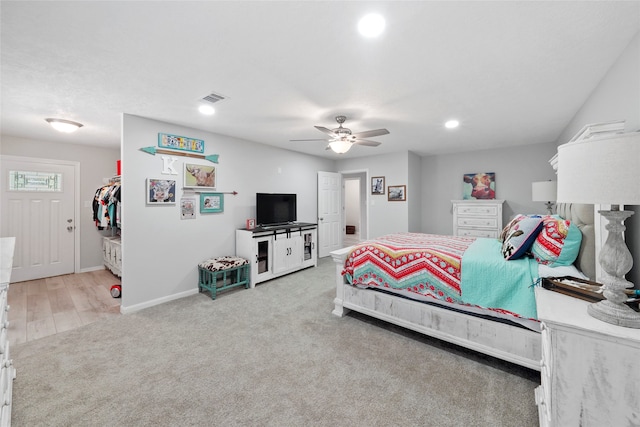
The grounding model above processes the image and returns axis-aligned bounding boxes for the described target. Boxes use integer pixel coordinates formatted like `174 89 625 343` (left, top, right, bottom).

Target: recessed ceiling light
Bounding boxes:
358 13 385 38
445 120 460 129
198 104 215 115
45 118 83 133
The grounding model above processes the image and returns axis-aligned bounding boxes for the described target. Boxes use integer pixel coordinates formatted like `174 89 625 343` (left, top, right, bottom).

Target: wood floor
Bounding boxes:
7 269 121 346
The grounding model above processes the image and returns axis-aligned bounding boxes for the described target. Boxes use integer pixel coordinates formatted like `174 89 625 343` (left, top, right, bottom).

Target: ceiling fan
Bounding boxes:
290 115 390 154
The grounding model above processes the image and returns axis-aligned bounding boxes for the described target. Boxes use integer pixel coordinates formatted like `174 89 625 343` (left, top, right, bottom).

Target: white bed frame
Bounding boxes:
330 204 597 371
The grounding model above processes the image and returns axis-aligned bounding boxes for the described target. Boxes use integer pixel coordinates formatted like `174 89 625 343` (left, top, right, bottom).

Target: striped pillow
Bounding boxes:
531 216 582 266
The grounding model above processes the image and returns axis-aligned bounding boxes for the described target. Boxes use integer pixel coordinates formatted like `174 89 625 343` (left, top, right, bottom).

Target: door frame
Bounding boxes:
339 169 369 241
0 154 81 276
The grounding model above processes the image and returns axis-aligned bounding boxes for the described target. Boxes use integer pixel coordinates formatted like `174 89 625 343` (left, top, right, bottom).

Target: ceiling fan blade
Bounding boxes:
289 138 329 142
353 139 382 147
314 126 337 136
351 128 389 139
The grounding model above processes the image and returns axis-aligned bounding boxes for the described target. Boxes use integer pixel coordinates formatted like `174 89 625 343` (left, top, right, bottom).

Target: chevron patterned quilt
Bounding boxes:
342 232 538 320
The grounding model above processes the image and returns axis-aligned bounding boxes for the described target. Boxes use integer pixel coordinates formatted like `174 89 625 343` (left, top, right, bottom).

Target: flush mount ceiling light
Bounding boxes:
358 13 385 37
445 119 460 129
45 118 83 133
198 104 215 115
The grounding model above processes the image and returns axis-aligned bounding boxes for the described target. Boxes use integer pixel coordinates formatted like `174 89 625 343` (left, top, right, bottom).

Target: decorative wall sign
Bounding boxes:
184 163 216 190
388 185 406 201
463 172 496 200
161 156 179 175
158 133 204 153
146 178 176 205
200 193 224 213
140 146 219 163
371 176 385 195
180 197 196 219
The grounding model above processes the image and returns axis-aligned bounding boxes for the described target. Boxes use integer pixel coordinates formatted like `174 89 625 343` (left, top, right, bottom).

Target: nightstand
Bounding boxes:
534 287 640 427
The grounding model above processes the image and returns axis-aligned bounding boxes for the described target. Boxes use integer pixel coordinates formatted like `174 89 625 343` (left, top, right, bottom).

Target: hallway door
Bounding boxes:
317 171 342 258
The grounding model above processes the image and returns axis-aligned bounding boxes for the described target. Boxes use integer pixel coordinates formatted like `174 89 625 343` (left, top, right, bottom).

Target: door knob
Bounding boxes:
67 226 73 232
67 219 73 223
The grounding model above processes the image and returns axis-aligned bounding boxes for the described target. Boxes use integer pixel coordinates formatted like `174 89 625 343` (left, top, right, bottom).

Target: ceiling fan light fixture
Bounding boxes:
329 140 353 154
358 13 385 37
45 118 83 133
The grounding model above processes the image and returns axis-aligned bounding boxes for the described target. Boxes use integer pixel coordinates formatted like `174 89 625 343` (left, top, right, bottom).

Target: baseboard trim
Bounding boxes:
79 265 107 273
120 288 199 314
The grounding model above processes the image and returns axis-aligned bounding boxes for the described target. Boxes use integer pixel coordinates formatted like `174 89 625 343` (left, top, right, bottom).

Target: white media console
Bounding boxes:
236 223 317 287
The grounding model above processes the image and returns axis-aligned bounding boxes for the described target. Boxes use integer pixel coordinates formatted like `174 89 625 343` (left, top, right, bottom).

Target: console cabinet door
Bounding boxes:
273 235 302 275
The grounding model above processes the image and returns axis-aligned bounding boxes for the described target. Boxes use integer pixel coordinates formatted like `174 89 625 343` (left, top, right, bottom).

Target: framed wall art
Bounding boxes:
146 178 176 205
371 176 385 195
388 185 406 201
184 163 216 190
158 132 205 153
463 172 496 200
180 197 196 219
200 193 224 213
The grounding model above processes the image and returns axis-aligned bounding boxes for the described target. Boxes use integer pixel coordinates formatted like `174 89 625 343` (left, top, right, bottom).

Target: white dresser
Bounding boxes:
451 199 504 238
535 287 640 427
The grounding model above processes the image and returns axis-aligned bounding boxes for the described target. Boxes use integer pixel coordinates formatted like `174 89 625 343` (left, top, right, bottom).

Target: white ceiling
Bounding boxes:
2 1 639 159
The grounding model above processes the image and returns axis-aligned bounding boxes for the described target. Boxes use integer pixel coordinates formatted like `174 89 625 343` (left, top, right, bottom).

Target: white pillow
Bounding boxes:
537 263 588 279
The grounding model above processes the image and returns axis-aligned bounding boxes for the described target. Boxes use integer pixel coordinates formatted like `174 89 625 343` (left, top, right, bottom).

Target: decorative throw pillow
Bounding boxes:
501 216 544 260
531 217 582 266
499 214 526 242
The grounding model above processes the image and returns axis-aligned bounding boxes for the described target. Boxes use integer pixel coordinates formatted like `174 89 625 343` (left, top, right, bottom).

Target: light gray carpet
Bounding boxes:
11 257 540 426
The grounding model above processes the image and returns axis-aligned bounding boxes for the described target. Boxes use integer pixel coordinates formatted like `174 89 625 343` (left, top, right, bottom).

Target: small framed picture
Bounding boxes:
184 163 216 190
246 218 256 230
200 193 224 213
388 185 406 201
371 176 385 195
180 197 196 220
146 178 176 205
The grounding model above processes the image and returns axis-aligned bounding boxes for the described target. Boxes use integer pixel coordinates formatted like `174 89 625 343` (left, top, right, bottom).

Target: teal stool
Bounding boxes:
198 256 250 300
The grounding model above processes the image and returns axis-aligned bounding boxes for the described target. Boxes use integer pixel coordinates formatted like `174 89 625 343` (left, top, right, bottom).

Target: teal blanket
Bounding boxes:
460 238 539 319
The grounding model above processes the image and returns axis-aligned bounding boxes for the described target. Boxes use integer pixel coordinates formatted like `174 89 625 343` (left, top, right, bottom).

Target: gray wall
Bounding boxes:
337 151 410 238
120 114 335 311
420 142 558 235
0 135 121 271
556 30 640 286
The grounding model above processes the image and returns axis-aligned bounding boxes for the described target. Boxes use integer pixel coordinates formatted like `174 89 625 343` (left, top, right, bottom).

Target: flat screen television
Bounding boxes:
256 193 297 226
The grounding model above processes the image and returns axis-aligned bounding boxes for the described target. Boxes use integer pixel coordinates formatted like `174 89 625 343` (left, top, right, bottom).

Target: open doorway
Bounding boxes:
342 171 368 246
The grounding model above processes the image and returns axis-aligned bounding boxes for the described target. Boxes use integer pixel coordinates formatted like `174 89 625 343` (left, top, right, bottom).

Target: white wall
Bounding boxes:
337 151 410 238
0 135 120 271
407 151 422 233
556 30 640 286
121 114 334 311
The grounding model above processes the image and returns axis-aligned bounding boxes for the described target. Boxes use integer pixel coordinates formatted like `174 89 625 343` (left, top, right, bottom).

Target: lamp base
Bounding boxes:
587 299 640 328
588 208 640 328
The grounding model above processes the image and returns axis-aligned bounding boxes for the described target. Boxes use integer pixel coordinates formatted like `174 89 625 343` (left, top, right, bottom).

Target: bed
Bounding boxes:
330 203 597 371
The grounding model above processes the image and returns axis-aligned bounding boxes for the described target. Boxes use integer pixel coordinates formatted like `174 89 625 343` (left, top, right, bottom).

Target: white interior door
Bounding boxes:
0 156 76 282
317 171 342 258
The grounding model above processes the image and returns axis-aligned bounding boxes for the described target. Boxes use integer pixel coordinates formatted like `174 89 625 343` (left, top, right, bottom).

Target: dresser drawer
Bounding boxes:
457 217 498 229
455 205 499 217
457 228 498 238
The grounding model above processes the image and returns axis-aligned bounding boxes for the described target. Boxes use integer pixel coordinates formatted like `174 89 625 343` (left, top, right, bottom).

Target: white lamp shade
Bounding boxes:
329 140 352 154
532 181 557 202
557 131 640 205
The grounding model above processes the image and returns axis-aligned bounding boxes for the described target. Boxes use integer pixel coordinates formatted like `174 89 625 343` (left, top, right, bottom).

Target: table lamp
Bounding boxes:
532 181 557 215
557 131 640 328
